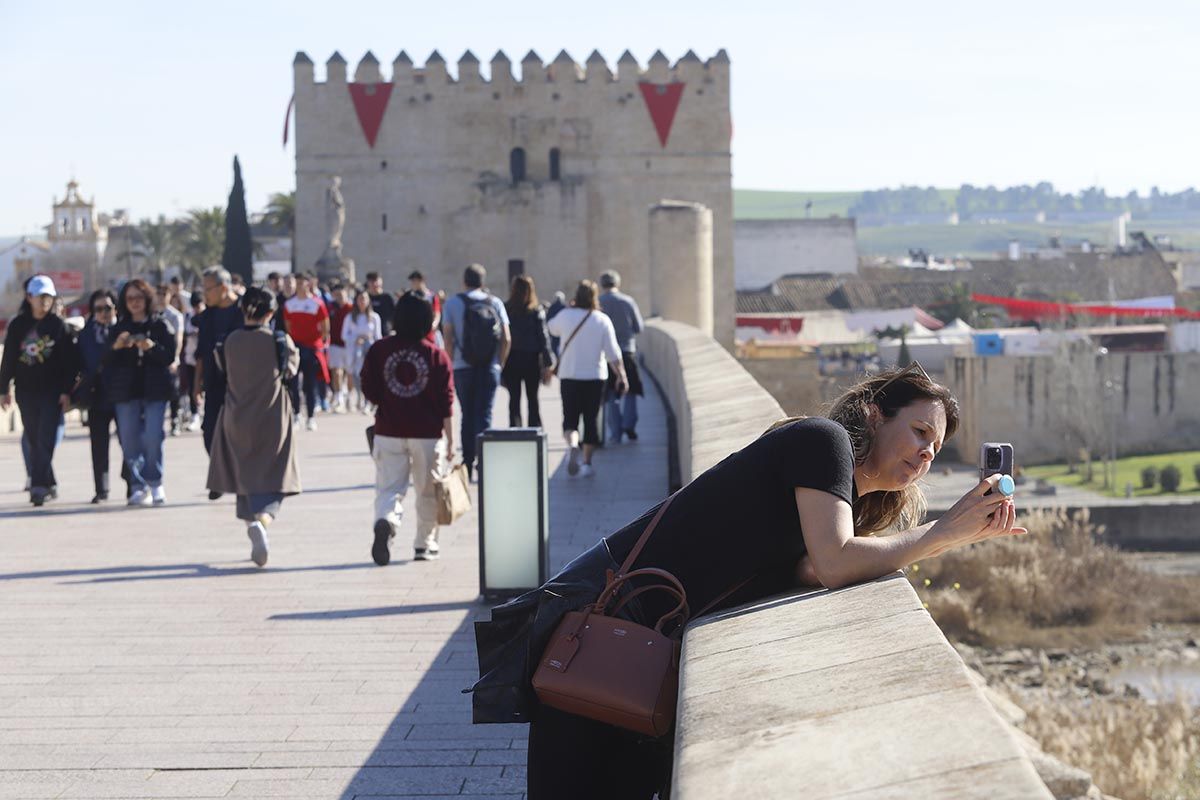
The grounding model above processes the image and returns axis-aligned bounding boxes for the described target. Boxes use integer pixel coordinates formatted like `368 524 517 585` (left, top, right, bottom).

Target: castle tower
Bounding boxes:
291 48 734 346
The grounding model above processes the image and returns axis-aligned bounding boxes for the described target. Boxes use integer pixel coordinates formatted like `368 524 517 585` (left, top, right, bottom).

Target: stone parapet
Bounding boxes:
673 575 1054 799
640 318 782 486
638 320 1052 799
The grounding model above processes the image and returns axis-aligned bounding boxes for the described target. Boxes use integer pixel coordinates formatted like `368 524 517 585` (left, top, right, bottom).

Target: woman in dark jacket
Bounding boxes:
471 365 1028 799
105 278 176 507
0 274 78 506
501 275 553 428
77 289 124 503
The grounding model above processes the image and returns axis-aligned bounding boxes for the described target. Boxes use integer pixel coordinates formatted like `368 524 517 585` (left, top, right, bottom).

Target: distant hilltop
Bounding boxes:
736 184 1200 223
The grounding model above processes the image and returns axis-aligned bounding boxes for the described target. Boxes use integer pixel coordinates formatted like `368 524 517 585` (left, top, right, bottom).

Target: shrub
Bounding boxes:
1160 464 1182 493
1017 691 1200 800
908 508 1200 648
1193 462 1200 485
1140 466 1159 490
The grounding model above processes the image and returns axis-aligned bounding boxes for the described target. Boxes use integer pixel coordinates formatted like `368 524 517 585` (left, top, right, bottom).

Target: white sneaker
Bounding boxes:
567 445 581 476
293 413 302 427
128 488 152 507
247 522 270 567
579 463 595 478
306 418 318 432
151 485 166 505
186 416 202 432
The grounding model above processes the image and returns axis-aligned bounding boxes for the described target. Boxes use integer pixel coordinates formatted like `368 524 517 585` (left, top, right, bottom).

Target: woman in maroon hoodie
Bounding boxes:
360 291 456 565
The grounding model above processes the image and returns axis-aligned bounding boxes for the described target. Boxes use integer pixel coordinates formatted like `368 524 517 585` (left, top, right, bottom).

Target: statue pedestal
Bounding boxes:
315 247 355 285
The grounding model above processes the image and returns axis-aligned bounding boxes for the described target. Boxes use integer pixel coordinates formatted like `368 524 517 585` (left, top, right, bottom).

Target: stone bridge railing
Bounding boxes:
638 318 1051 799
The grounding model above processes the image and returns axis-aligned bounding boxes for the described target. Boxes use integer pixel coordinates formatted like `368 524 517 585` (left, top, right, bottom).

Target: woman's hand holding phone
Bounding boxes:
926 475 1027 557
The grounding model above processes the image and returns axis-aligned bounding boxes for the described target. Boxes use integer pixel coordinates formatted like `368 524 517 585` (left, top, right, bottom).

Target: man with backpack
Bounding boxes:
441 263 511 481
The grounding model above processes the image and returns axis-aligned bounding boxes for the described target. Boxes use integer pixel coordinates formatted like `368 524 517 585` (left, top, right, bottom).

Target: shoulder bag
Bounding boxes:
531 493 749 737
551 310 592 377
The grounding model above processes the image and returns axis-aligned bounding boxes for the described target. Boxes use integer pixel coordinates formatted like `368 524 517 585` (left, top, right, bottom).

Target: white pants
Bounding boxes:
372 434 444 550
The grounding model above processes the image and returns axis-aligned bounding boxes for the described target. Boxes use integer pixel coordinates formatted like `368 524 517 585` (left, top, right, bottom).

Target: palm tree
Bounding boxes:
262 190 296 270
137 215 181 284
180 207 226 283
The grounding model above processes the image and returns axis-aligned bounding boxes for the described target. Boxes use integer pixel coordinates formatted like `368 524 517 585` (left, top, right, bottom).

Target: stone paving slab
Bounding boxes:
0 376 668 799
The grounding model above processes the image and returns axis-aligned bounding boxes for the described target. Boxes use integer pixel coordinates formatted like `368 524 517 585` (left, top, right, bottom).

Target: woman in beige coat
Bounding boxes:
207 288 301 566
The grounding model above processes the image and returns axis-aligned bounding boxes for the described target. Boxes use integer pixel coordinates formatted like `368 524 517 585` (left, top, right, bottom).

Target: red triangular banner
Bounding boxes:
638 82 685 147
348 82 394 148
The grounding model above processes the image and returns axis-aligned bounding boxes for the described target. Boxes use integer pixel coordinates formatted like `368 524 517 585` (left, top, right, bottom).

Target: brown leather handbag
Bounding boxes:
532 494 746 737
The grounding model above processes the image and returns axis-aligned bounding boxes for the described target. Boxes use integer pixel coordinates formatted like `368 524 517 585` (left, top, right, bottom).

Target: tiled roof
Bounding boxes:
736 273 949 314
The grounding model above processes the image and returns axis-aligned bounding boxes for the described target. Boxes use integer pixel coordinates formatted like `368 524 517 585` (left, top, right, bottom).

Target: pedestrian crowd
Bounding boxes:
2 263 644 565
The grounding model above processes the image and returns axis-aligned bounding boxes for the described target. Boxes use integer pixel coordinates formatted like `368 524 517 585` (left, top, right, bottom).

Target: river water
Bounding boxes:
1118 552 1200 704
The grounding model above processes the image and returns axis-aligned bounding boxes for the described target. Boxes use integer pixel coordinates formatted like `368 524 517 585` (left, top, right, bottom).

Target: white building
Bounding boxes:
0 238 51 322
734 218 858 290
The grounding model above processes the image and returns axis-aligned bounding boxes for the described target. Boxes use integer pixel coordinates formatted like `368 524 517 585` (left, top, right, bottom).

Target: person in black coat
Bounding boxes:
77 288 129 503
502 275 553 428
0 275 79 506
105 278 176 507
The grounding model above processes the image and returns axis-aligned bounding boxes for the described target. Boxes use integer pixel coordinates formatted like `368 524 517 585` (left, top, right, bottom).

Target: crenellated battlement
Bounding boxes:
291 45 734 347
293 48 729 87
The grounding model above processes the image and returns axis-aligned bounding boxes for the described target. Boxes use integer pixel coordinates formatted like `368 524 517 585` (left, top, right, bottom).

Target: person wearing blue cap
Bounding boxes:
0 274 79 506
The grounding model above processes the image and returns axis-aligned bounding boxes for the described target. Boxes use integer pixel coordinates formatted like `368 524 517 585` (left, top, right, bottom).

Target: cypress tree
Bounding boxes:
222 155 254 284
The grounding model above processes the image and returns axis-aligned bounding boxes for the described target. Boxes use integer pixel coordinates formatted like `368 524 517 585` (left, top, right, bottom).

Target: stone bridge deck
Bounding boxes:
0 380 668 799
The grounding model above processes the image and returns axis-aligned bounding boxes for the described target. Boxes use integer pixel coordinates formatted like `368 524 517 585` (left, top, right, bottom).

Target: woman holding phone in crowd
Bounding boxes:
106 278 176 507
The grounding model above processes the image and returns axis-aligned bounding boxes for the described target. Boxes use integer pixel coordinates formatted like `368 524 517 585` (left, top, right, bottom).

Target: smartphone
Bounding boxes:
979 442 1014 493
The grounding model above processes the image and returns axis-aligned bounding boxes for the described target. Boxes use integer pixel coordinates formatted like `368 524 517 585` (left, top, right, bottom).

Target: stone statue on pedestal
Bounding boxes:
315 175 356 283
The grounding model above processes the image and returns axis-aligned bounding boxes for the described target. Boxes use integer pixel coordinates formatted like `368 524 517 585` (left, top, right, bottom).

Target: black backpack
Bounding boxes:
457 292 502 367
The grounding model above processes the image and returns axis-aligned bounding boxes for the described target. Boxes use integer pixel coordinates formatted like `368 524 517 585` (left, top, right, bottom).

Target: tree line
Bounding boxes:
112 190 293 284
848 184 1200 217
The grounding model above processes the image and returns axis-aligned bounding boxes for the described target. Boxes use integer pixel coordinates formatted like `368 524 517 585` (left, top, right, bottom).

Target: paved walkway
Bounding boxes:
0 379 668 799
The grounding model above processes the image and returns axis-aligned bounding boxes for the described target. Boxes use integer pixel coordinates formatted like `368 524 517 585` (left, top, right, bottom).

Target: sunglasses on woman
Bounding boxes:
92 305 114 314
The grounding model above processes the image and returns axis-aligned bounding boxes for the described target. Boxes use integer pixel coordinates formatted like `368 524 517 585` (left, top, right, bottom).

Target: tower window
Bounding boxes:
510 147 526 185
508 259 525 283
382 213 388 231
549 148 561 181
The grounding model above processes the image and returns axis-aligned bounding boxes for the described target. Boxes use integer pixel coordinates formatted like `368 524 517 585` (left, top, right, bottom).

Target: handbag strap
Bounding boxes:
617 492 676 576
616 491 753 620
555 310 592 367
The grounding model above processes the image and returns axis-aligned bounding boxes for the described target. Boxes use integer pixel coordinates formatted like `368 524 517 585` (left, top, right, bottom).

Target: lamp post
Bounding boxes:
477 427 550 601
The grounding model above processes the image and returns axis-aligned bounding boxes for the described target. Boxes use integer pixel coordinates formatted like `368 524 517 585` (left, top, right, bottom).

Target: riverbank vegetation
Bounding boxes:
910 509 1200 799
910 508 1200 648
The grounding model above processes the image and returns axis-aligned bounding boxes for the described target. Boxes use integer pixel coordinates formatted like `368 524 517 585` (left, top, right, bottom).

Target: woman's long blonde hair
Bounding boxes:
766 365 959 535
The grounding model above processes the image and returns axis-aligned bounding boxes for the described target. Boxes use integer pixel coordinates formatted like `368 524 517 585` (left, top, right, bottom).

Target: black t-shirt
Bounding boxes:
370 292 396 336
605 417 856 617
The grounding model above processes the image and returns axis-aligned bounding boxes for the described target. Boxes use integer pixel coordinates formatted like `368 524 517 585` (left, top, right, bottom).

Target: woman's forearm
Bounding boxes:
826 524 942 589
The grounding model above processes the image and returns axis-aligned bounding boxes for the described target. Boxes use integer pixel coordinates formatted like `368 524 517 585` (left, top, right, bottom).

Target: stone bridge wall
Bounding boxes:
639 318 1052 799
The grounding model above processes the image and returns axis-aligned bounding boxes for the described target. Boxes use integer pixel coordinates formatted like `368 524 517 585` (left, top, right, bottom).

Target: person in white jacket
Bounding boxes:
546 280 627 478
342 289 382 413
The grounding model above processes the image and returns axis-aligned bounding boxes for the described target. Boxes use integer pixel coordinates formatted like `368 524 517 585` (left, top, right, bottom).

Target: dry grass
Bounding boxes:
909 508 1200 648
1016 692 1200 800
909 509 1200 799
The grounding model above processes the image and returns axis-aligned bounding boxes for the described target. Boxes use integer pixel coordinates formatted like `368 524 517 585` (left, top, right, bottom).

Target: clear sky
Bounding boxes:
2 0 1197 235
